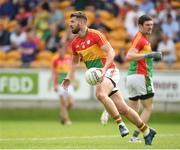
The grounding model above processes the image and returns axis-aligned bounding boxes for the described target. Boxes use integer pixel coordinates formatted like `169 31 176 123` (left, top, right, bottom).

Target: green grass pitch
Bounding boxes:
0 108 180 149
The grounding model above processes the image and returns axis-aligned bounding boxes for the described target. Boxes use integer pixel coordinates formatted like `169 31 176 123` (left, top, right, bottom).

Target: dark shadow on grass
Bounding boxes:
0 108 180 123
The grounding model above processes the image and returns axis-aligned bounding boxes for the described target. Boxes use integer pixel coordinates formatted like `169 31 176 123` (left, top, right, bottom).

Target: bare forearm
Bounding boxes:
101 43 115 70
125 51 162 61
104 49 115 69
125 52 145 61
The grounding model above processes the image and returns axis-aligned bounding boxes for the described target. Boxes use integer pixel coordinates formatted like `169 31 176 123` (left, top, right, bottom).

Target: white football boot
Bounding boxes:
100 110 109 125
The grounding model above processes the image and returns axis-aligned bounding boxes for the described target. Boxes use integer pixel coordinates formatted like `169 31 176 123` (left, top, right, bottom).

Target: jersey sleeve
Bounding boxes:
131 35 144 51
93 31 108 47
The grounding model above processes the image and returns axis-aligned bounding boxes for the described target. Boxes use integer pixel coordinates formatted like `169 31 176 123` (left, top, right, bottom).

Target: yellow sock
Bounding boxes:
138 122 150 137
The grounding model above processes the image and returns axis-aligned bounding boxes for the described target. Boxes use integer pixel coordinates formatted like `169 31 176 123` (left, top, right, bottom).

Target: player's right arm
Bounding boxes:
62 54 80 89
125 34 162 61
125 47 145 61
125 47 162 61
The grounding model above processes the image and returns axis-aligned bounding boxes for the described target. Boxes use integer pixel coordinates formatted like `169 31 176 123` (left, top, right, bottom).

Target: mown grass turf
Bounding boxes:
0 109 180 149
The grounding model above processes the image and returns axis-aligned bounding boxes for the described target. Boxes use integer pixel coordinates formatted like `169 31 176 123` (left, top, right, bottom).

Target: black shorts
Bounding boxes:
129 93 154 101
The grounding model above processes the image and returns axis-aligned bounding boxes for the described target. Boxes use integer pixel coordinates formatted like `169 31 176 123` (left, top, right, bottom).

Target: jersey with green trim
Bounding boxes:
128 32 153 77
52 54 72 84
71 28 115 69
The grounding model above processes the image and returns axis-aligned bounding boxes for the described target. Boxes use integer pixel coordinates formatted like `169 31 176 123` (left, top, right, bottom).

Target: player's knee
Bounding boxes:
60 99 66 106
118 107 129 116
96 92 107 103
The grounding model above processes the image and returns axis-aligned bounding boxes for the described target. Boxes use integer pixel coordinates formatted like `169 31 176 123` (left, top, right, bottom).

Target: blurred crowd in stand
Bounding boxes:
0 0 179 69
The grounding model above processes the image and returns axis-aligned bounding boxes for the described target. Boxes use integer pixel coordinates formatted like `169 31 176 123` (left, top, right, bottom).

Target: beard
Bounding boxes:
146 31 152 35
147 28 153 34
72 26 80 34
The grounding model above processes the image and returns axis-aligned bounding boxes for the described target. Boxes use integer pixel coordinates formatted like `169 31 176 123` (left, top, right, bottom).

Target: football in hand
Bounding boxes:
85 68 102 86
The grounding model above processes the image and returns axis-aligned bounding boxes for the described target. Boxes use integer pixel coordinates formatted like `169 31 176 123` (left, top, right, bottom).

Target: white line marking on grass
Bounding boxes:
0 135 116 141
0 134 180 141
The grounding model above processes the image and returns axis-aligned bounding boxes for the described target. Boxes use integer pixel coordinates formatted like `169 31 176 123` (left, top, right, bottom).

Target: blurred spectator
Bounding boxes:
61 28 75 44
114 48 125 64
45 25 61 53
73 0 119 16
139 0 155 14
0 22 11 51
155 0 169 13
176 7 180 23
0 0 18 20
116 1 132 20
33 3 50 32
175 7 180 42
19 31 37 67
157 33 176 64
72 0 89 10
161 13 179 42
60 28 75 54
89 12 111 32
15 6 32 28
101 0 119 16
10 24 27 49
158 2 177 23
24 0 39 11
115 0 137 7
0 0 178 70
149 10 161 51
124 3 144 39
48 1 65 31
30 29 44 51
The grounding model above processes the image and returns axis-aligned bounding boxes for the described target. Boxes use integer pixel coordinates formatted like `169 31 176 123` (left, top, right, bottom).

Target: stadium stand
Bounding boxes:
0 0 179 69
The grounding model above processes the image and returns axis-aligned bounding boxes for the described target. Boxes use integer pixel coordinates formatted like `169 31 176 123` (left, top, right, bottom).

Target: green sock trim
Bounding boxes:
133 130 140 137
114 116 122 125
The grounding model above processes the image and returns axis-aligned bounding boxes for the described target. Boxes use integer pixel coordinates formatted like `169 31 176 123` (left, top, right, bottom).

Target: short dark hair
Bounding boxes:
70 11 87 21
138 15 153 25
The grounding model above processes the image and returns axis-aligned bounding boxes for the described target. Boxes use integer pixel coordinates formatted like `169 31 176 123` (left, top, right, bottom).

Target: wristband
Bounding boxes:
144 53 149 58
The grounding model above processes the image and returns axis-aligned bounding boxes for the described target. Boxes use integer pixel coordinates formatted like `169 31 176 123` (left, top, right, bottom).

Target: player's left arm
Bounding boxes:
95 31 115 74
101 42 115 73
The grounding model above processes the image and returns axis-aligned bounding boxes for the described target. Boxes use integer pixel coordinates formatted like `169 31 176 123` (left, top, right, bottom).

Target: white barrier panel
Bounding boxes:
0 69 180 102
118 70 180 102
38 70 91 100
153 71 180 101
0 69 91 101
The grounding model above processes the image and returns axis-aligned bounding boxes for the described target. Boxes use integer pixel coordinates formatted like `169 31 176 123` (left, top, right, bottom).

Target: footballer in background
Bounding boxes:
52 40 78 125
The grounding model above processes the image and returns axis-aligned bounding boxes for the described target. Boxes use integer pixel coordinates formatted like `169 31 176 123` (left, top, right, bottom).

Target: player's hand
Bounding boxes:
54 86 58 92
145 52 162 60
98 68 106 83
71 79 79 91
62 78 70 90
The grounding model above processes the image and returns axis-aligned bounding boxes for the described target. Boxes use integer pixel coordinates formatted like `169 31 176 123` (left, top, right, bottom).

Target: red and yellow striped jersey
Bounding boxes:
71 28 115 69
128 32 153 77
52 54 72 84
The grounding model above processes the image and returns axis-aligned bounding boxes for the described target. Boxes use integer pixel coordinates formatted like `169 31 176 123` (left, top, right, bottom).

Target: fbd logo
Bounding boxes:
0 73 38 94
